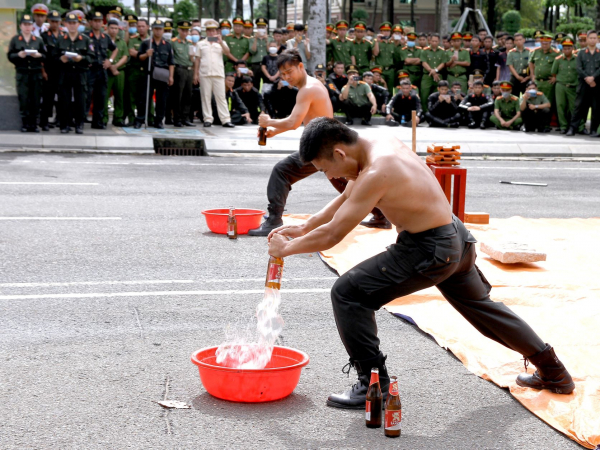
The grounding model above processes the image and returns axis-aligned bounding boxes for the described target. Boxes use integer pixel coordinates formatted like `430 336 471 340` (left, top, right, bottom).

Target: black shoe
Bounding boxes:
173 122 183 127
112 121 125 127
84 118 92 123
449 122 460 128
133 122 143 129
386 120 399 127
42 125 50 131
345 119 353 125
154 122 165 129
91 123 106 130
203 121 212 127
589 131 599 137
565 127 575 136
560 129 568 134
60 127 69 134
326 353 390 410
183 120 195 127
247 216 284 236
480 123 487 130
468 122 477 129
516 344 575 394
28 126 40 133
75 126 83 134
20 126 28 133
361 119 372 126
222 122 235 128
542 127 552 133
581 128 590 135
360 211 392 229
165 119 173 125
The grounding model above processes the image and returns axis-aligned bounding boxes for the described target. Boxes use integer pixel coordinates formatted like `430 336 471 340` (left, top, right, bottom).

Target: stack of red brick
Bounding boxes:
426 143 461 166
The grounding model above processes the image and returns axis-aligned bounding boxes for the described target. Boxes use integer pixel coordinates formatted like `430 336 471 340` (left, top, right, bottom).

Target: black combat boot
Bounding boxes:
247 214 284 237
326 352 390 409
516 344 575 394
360 209 392 229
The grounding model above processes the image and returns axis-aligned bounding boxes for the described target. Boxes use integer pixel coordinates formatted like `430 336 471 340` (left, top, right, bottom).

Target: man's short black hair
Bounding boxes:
242 76 252 84
334 61 344 67
473 80 484 87
492 80 501 87
225 72 235 78
367 26 375 33
437 80 449 88
442 35 449 40
588 29 598 36
293 23 304 32
505 35 514 42
299 117 359 163
514 33 524 39
138 18 149 25
471 35 480 41
526 81 537 88
430 33 440 39
399 79 411 87
277 48 303 69
273 28 283 35
452 81 462 87
477 28 487 33
418 33 426 38
483 35 493 41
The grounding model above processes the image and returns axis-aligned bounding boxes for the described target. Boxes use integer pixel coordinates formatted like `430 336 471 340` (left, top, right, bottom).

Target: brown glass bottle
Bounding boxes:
384 375 401 437
227 207 238 239
265 256 284 290
258 127 267 146
365 368 382 428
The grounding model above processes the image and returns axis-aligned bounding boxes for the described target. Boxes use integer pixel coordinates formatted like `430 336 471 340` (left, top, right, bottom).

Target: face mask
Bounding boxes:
221 29 230 36
129 27 137 34
257 28 266 35
77 25 85 33
365 36 373 41
502 91 510 99
191 35 200 43
528 89 537 97
407 40 415 47
268 46 278 54
163 32 172 40
393 34 402 41
534 42 541 47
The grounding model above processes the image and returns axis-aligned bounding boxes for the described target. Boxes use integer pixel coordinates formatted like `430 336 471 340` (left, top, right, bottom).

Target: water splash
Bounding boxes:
215 287 284 369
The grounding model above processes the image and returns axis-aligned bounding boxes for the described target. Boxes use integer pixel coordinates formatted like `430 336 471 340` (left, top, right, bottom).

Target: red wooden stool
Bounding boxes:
428 165 467 222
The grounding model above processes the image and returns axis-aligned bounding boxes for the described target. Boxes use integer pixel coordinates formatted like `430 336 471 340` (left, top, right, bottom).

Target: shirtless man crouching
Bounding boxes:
248 49 390 236
267 117 574 409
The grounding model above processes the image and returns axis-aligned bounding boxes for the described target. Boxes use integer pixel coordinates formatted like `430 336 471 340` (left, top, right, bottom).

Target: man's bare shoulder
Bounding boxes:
367 137 416 174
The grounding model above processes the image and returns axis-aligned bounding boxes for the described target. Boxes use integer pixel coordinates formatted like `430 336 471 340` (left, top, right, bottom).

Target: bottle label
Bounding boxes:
389 380 399 396
267 262 282 284
369 372 379 385
384 410 401 431
365 401 371 421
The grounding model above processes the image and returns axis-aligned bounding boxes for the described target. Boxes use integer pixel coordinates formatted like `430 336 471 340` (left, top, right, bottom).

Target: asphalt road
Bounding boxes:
1 153 598 449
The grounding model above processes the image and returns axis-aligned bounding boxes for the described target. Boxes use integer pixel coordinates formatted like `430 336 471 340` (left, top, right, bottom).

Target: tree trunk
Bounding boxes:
371 0 378 27
435 0 440 32
410 0 415 27
388 0 394 23
303 0 310 23
440 0 448 36
277 0 286 27
554 4 559 31
597 0 600 31
342 0 347 22
349 0 354 22
236 0 243 17
307 0 326 73
543 5 548 30
515 0 520 11
134 0 141 16
250 0 254 20
214 0 219 20
267 0 270 21
487 0 495 36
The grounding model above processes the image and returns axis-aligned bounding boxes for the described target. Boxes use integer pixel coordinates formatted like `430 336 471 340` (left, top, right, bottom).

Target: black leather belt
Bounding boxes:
450 73 465 77
559 82 576 88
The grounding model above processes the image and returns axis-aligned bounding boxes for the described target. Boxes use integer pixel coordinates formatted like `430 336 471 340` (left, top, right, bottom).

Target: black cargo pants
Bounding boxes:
331 215 546 362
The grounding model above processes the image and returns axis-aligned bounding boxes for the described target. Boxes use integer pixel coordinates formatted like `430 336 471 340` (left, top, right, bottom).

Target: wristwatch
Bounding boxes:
435 68 438 73
109 58 114 63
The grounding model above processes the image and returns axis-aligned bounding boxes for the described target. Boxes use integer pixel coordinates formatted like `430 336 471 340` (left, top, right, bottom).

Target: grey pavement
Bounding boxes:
2 120 600 158
1 153 598 449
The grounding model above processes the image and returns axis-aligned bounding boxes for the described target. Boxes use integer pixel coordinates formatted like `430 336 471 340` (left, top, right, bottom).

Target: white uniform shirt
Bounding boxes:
196 39 229 78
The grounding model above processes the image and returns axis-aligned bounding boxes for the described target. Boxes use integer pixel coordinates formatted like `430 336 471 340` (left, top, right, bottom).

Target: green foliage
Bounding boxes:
502 10 522 34
254 0 277 20
351 8 369 21
517 27 537 38
556 16 593 37
171 0 198 21
490 0 544 30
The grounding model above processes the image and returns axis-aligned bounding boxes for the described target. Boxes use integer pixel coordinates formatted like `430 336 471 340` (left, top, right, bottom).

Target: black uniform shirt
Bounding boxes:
138 38 174 69
41 29 65 69
386 91 422 118
56 33 92 71
226 88 249 114
235 86 265 114
428 92 459 116
327 73 348 91
87 30 116 67
459 92 494 111
369 83 390 110
7 34 46 71
576 47 600 81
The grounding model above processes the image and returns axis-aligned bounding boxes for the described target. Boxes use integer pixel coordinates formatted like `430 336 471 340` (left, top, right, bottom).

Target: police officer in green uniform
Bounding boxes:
529 34 559 110
326 23 335 69
40 10 64 130
106 6 125 40
490 81 523 130
8 14 46 132
397 32 422 91
249 17 269 88
340 65 377 125
134 19 175 129
420 33 448 113
170 20 195 127
520 80 551 132
224 17 250 74
86 11 118 129
104 18 128 127
445 31 470 93
56 12 92 134
350 21 375 74
328 20 353 68
125 17 153 126
374 22 395 94
551 37 581 134
397 70 419 95
576 31 587 50
507 33 531 95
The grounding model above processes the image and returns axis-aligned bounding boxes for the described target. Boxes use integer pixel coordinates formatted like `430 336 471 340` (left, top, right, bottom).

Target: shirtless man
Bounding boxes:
267 117 574 408
248 49 390 236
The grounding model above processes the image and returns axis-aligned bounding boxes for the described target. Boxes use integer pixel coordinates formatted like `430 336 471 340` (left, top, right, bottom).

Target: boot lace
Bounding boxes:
341 362 353 378
523 356 529 373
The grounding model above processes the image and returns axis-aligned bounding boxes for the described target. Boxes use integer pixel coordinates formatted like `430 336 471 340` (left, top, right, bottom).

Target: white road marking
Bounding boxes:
0 288 331 301
0 280 195 288
0 217 122 220
0 182 99 185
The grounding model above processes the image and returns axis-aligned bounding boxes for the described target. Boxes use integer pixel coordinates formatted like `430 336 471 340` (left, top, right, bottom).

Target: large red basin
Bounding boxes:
201 208 265 235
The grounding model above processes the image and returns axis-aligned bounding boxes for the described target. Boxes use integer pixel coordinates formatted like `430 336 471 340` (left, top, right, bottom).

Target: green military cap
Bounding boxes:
255 17 267 26
178 20 191 29
371 66 382 73
499 81 513 90
232 17 244 26
152 19 165 28
164 20 173 30
561 37 575 46
220 19 232 28
346 65 358 74
48 10 61 21
462 32 473 40
406 31 417 40
315 63 326 72
392 24 403 33
533 29 544 39
450 31 462 40
397 70 410 79
472 69 484 78
243 19 253 28
107 18 119 26
326 23 334 32
554 32 566 42
354 21 366 31
108 6 123 16
379 22 392 31
64 13 79 23
126 14 138 23
336 20 349 29
89 11 103 21
540 34 552 42
21 14 34 24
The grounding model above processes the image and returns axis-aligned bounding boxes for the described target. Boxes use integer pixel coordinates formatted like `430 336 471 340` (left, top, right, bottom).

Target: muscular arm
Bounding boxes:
263 86 312 136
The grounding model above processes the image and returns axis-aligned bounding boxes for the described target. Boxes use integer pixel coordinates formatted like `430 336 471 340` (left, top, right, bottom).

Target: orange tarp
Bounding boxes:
284 215 600 448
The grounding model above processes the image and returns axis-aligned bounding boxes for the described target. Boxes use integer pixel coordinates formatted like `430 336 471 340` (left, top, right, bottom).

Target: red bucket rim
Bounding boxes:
190 345 309 373
201 209 266 217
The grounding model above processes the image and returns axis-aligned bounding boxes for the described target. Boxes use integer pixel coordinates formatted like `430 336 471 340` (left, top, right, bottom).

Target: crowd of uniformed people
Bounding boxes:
7 5 600 136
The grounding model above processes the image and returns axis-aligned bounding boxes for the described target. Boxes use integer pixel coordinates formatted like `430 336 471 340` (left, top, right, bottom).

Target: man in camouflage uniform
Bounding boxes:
125 17 151 126
490 81 522 130
529 34 559 111
420 33 448 113
327 20 353 68
507 33 531 95
445 31 470 93
249 18 269 88
224 17 249 74
350 21 375 74
396 31 422 89
551 37 581 134
104 18 129 126
373 22 395 94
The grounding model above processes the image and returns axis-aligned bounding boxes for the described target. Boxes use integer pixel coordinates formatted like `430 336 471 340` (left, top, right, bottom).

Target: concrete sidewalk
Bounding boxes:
1 119 599 158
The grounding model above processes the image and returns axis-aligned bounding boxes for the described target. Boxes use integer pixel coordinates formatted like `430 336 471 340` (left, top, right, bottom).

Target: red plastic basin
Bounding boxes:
201 208 265 235
191 345 309 403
